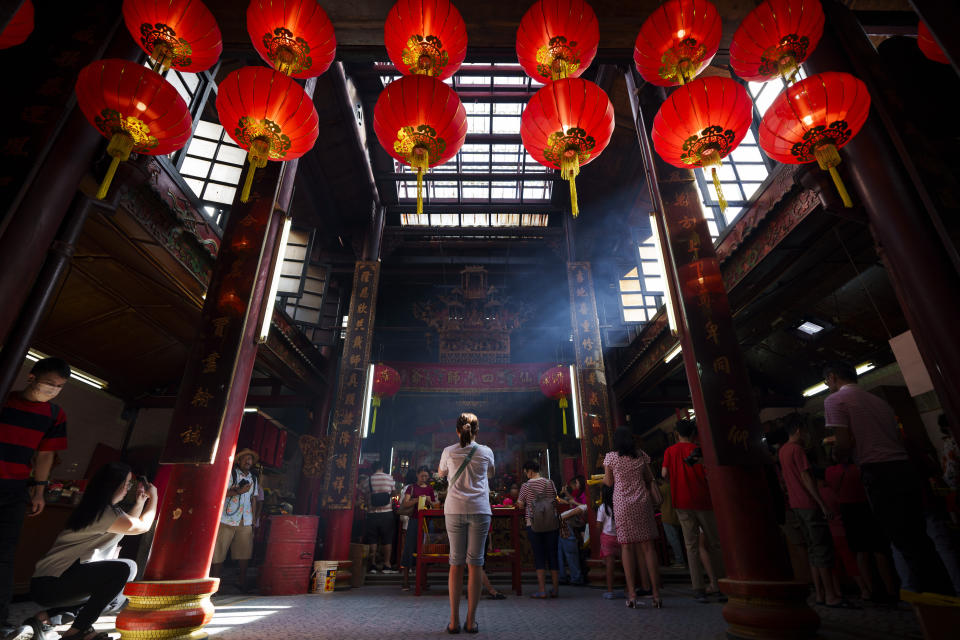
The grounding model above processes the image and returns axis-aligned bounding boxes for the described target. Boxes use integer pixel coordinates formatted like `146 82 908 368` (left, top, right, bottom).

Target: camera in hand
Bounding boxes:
683 447 703 466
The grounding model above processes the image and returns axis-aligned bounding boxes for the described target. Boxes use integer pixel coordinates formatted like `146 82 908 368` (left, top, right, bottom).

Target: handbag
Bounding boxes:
645 465 663 508
397 486 419 517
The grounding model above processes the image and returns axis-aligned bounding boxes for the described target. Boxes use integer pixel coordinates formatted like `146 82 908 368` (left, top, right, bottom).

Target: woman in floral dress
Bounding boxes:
603 425 662 608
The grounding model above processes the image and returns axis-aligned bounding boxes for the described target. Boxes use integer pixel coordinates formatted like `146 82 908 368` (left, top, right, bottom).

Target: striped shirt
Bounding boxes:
823 384 908 466
1 394 68 488
366 471 395 514
517 476 557 527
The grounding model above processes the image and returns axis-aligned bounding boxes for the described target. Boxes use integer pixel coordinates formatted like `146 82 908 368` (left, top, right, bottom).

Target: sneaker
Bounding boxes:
4 624 33 640
602 591 618 600
382 568 399 574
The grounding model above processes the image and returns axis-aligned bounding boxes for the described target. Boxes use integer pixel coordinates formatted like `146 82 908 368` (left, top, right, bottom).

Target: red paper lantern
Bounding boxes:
520 77 614 217
652 76 752 212
633 0 721 87
0 0 33 49
384 0 467 80
247 0 337 78
122 0 223 73
370 364 401 434
917 21 949 65
75 59 192 200
516 0 599 84
539 365 572 435
758 71 870 208
216 66 319 202
729 0 824 83
373 74 467 214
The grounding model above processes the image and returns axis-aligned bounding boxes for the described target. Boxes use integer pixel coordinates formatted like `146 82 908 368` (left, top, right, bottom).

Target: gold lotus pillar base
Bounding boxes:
115 578 218 640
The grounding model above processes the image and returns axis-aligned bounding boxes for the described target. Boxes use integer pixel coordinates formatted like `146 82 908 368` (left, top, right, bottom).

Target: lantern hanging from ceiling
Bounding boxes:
75 59 193 200
540 365 572 435
216 66 320 202
122 0 223 73
917 21 949 65
247 0 337 78
373 74 467 214
758 71 870 208
0 0 33 49
520 77 614 217
384 0 467 80
651 75 753 212
370 364 401 434
516 0 599 83
729 0 824 83
633 0 721 86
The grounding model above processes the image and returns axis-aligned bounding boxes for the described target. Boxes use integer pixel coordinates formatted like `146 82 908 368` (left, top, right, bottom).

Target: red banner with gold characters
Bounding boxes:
659 169 766 465
386 362 550 392
322 261 380 509
159 161 285 463
567 262 614 474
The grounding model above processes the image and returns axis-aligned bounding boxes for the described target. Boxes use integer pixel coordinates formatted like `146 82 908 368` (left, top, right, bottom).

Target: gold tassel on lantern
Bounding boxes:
97 132 135 200
410 147 430 215
814 143 853 208
700 148 727 212
241 138 271 203
558 397 569 435
371 396 381 434
561 151 581 217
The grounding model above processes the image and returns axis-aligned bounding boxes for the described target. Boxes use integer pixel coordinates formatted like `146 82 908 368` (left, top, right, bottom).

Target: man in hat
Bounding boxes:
211 448 261 591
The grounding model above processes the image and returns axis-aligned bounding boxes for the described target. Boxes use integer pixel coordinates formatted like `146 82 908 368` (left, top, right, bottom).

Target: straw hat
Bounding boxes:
235 448 259 465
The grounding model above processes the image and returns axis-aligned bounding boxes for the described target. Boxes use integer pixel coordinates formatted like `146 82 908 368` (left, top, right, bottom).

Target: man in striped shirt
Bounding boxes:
0 357 70 633
363 462 398 573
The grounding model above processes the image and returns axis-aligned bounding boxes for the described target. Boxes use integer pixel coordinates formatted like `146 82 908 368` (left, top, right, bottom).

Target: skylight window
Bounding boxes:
399 213 548 227
177 120 245 219
797 320 824 335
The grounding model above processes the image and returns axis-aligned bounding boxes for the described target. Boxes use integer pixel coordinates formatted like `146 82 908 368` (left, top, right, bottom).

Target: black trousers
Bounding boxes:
31 559 136 632
860 460 954 595
0 487 28 624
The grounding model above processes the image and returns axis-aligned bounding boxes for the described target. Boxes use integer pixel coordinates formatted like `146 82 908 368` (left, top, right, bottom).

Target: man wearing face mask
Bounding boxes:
0 357 71 637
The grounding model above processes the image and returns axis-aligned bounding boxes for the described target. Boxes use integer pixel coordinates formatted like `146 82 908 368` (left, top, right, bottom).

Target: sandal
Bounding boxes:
446 623 461 634
530 591 548 599
462 622 479 634
486 590 506 600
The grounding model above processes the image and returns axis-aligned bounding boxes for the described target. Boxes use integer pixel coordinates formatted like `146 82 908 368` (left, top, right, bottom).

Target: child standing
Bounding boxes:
597 484 623 599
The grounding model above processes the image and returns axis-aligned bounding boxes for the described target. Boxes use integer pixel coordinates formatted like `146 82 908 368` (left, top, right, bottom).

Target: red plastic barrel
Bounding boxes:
258 515 320 595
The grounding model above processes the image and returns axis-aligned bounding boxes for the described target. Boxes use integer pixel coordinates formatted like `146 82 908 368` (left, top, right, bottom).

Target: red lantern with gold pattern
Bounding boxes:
730 0 824 83
0 0 33 49
373 74 467 214
633 0 721 86
75 59 192 200
540 365 572 435
758 71 870 208
384 0 467 80
216 66 319 202
917 21 949 65
652 76 752 212
521 77 614 217
247 0 337 78
370 364 401 434
516 0 599 84
122 0 223 73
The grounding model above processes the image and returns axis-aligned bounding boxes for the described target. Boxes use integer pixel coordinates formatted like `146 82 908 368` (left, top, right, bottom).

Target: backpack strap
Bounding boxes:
451 446 478 486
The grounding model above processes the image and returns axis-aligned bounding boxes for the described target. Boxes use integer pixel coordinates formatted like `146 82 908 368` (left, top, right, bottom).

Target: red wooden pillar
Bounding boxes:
115 132 306 637
625 72 818 638
320 261 382 563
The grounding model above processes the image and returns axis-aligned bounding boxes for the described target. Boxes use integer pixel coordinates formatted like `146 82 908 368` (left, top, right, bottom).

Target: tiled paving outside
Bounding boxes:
8 584 925 639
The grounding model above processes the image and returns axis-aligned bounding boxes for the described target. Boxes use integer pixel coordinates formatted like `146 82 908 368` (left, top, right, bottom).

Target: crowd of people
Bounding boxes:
3 355 960 637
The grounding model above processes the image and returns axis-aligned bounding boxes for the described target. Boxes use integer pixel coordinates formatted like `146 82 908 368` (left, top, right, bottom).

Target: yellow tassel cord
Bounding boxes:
676 60 692 86
558 397 569 435
700 148 726 212
96 132 135 200
151 43 173 74
778 54 799 85
551 58 569 82
409 147 430 215
371 396 381 434
561 151 581 217
814 143 853 208
273 46 296 76
241 139 271 203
